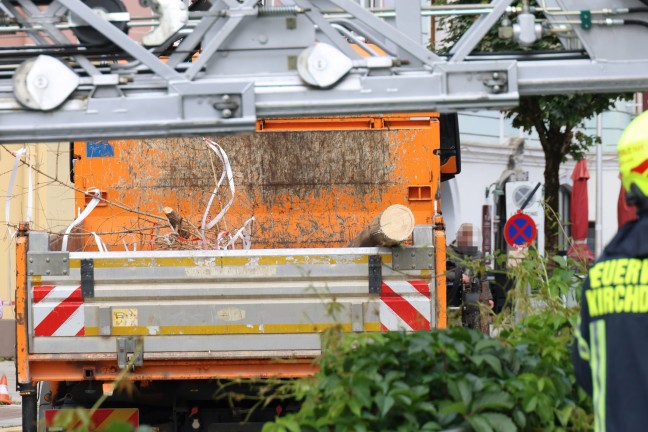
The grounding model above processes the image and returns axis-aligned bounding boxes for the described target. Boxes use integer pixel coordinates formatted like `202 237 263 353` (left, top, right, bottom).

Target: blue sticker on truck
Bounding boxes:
86 141 114 158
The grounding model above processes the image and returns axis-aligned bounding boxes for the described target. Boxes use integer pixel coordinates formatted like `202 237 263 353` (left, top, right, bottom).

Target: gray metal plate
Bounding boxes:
392 247 435 271
27 252 70 276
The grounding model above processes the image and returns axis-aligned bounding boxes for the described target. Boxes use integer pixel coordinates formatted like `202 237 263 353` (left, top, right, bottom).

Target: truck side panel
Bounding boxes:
27 249 432 347
25 246 434 381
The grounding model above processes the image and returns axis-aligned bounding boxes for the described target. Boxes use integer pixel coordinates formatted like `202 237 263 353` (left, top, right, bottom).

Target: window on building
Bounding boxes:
558 185 572 253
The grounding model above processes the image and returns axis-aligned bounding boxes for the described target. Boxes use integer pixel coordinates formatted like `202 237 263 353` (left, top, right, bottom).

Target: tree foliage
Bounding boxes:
435 0 632 254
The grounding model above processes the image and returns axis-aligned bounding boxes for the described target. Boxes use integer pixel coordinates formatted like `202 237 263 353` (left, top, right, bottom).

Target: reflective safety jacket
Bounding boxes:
573 213 648 432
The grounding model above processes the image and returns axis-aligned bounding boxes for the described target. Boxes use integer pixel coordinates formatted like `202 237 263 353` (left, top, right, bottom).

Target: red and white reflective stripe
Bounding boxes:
380 280 431 331
33 285 85 337
46 408 139 429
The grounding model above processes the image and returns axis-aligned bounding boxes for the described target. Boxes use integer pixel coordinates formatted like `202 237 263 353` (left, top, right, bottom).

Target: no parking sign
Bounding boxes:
504 211 537 249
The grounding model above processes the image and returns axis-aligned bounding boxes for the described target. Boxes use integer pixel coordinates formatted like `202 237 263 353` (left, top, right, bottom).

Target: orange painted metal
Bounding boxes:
28 358 317 382
434 214 447 329
25 114 446 386
72 114 441 251
441 155 459 175
15 223 30 385
46 381 59 402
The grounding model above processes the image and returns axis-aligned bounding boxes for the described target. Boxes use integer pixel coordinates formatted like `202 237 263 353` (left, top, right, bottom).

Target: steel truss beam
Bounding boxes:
0 0 646 143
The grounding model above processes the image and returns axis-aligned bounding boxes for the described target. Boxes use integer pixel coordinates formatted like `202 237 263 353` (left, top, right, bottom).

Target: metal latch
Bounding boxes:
117 337 143 369
392 247 435 271
368 255 382 294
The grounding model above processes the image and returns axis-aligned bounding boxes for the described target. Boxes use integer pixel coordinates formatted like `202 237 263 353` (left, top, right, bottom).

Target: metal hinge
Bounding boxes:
368 255 382 294
81 259 95 298
117 336 144 370
392 247 435 271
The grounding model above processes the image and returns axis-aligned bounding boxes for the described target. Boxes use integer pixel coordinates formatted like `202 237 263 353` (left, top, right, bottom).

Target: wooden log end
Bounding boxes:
377 204 415 244
348 204 415 247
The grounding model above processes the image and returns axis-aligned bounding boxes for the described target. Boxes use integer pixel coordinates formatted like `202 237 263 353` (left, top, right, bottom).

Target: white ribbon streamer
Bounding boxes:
92 232 107 252
120 236 137 252
4 148 26 323
201 137 235 237
4 149 26 323
26 152 33 224
224 216 255 250
61 188 101 251
5 148 27 237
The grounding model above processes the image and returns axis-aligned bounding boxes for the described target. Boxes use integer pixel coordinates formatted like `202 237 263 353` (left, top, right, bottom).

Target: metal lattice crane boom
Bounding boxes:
0 0 647 143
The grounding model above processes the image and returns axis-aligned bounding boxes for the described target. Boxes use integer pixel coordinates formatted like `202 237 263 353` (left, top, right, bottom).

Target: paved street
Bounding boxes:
0 360 21 430
0 406 20 430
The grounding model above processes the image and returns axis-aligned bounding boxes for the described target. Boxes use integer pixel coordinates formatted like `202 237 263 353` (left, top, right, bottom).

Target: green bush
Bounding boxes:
263 254 593 432
264 325 590 432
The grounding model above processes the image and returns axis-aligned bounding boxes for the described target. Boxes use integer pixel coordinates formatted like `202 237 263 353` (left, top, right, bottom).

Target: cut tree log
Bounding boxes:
349 204 415 247
163 207 191 239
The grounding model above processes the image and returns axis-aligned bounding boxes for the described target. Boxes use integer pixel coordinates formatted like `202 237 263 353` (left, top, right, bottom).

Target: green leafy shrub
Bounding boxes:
263 254 593 432
264 325 590 432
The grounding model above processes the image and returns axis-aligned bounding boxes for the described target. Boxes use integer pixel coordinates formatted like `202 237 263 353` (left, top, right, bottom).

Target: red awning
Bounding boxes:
618 183 637 228
567 160 594 264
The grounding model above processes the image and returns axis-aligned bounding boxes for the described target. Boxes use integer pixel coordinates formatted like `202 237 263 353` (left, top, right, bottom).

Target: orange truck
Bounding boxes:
15 113 460 431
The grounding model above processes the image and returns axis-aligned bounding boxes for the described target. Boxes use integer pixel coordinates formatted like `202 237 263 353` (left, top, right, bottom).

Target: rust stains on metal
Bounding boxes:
73 120 438 250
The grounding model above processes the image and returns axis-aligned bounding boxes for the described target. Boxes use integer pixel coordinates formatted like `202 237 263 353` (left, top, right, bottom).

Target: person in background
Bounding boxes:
447 223 493 334
573 110 648 431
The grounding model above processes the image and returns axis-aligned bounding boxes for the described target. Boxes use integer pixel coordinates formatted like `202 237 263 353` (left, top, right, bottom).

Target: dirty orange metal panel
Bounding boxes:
434 214 447 329
72 115 441 251
29 359 317 382
15 223 30 384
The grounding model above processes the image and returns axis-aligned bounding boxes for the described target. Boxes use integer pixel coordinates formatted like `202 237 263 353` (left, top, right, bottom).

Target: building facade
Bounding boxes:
444 99 638 257
0 144 74 355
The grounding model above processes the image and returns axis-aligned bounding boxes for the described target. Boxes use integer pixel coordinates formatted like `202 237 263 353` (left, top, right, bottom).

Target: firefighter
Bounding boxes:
573 110 648 431
447 223 493 333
